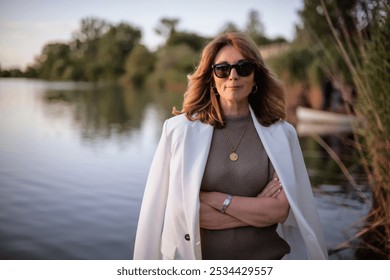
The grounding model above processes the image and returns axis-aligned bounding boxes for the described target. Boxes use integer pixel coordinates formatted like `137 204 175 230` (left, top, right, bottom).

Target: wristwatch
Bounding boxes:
220 194 233 214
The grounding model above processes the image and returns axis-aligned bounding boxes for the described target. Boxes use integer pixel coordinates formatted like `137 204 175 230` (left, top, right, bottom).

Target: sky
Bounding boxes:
0 0 304 70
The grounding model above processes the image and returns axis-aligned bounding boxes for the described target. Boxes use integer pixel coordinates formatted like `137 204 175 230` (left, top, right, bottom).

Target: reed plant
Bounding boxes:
320 0 390 259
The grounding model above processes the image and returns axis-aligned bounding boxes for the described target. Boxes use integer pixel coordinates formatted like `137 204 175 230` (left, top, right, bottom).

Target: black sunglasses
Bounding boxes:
212 61 255 78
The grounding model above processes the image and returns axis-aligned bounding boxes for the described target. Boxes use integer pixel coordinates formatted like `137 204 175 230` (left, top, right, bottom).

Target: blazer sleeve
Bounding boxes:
133 120 171 259
279 125 328 259
291 128 328 259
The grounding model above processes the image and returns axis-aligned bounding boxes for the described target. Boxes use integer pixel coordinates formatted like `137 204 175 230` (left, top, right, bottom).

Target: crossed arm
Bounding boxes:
199 175 290 230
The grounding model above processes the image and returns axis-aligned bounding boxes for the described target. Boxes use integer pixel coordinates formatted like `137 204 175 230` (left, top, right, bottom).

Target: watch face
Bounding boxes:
221 194 233 213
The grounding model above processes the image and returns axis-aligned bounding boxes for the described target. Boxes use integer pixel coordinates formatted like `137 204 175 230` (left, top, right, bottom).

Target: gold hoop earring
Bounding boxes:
251 84 258 94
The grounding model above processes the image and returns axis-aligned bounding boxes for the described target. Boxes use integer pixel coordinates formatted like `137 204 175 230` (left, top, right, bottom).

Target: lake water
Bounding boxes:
0 78 369 260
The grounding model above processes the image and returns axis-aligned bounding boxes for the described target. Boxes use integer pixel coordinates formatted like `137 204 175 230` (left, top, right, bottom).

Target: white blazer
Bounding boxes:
133 107 328 260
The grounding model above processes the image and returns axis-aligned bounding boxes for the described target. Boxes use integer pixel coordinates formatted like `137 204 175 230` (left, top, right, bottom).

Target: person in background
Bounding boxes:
133 32 328 260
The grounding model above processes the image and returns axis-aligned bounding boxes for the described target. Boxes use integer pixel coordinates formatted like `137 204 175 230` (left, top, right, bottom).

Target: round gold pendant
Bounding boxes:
229 152 238 161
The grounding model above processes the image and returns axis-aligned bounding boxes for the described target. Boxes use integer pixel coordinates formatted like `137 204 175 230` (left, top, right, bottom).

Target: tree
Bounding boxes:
72 17 110 44
0 68 23 78
155 18 180 40
150 44 198 90
24 65 38 78
35 43 71 80
97 23 142 80
217 12 287 46
71 17 110 81
245 10 265 38
123 44 155 87
166 31 209 52
31 17 143 82
219 22 240 34
244 10 269 45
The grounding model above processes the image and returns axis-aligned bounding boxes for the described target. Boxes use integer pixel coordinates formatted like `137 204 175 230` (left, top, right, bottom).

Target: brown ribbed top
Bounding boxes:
200 115 290 259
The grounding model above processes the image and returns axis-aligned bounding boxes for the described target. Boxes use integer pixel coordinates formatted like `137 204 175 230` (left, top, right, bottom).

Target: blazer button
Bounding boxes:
184 234 190 241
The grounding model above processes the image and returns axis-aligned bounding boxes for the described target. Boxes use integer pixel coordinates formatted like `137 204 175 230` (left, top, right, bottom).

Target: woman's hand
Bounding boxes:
200 173 290 228
199 199 248 230
258 175 284 198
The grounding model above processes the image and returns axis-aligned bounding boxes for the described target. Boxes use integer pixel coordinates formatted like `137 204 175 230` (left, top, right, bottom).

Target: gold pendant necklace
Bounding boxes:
223 117 250 162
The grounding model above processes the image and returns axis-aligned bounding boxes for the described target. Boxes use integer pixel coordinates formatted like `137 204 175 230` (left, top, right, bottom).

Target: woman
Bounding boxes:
133 32 328 260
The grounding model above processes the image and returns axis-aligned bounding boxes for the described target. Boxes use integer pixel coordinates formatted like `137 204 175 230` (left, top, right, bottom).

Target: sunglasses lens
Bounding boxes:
214 64 231 78
237 62 254 77
213 62 254 78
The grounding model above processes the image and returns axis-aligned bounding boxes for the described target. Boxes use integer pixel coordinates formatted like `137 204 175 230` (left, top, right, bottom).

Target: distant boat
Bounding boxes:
296 106 356 136
296 106 356 125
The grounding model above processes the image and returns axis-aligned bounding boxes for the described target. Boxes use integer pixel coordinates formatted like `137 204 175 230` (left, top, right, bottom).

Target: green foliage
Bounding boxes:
155 17 209 52
298 0 357 42
216 9 287 46
245 10 265 41
72 17 110 43
70 17 111 81
0 68 23 77
2 9 288 84
36 43 72 80
96 23 142 81
148 44 199 90
29 17 142 82
219 22 240 34
244 9 286 46
295 0 390 258
294 0 363 85
269 46 316 84
24 66 38 78
350 2 390 260
123 44 156 88
166 32 209 52
155 18 180 39
355 2 390 184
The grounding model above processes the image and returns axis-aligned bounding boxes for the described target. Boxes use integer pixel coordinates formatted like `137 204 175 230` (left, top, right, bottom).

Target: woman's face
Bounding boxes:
212 45 255 111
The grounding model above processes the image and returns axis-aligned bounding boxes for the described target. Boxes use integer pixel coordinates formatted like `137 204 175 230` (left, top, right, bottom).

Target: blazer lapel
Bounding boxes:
181 120 213 256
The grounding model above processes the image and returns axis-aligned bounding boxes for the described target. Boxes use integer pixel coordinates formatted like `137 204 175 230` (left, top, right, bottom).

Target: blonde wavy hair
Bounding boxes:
173 32 286 128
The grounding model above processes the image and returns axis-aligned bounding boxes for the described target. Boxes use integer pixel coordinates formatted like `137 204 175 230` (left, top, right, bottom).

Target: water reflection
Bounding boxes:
40 83 183 144
300 133 367 189
0 79 368 260
299 132 370 259
42 85 149 141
